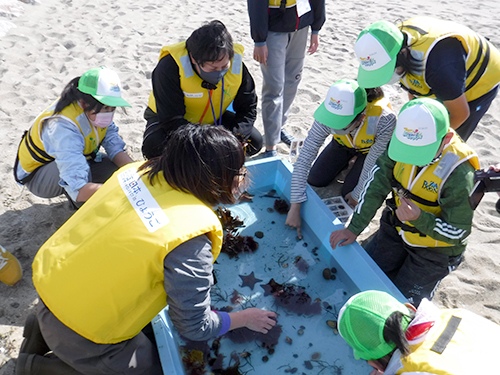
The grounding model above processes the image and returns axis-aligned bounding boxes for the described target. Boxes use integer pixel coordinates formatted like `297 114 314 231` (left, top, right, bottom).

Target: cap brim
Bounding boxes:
388 134 441 166
314 101 356 129
93 95 132 108
357 58 397 89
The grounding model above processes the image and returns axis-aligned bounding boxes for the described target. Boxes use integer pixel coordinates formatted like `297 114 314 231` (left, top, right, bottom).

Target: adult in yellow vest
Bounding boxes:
285 79 396 238
14 67 134 207
354 17 500 141
338 290 500 374
16 125 277 375
330 98 478 306
142 20 263 159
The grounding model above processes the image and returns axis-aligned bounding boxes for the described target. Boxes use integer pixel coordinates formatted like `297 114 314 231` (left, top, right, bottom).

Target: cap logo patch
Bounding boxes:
403 127 423 141
109 82 121 93
359 56 376 68
328 97 343 111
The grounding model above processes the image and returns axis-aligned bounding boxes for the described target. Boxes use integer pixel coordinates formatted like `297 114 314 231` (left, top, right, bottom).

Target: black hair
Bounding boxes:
395 28 423 77
186 20 234 66
138 124 245 207
366 87 384 103
53 77 104 115
383 310 416 357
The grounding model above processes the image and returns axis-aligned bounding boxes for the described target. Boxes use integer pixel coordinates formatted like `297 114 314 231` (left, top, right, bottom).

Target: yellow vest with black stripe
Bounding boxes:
147 42 244 125
269 0 296 8
395 309 500 374
392 132 479 248
16 101 106 175
399 16 500 101
333 97 392 153
32 162 223 344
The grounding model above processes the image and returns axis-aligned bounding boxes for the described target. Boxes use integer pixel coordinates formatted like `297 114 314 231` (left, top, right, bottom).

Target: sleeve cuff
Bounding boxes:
216 311 231 336
254 41 267 47
311 30 319 34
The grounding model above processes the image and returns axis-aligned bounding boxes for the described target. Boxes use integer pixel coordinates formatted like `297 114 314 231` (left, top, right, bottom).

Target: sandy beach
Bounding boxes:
1 0 500 373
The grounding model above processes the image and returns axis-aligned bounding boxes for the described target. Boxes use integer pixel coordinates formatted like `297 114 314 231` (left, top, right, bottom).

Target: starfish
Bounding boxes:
239 271 263 290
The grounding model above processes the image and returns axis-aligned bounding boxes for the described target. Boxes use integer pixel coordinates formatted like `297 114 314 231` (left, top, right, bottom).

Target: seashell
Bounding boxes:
262 355 269 362
285 336 293 344
322 268 332 280
311 352 321 361
327 320 337 329
255 231 264 238
297 329 304 335
331 267 337 273
330 274 336 280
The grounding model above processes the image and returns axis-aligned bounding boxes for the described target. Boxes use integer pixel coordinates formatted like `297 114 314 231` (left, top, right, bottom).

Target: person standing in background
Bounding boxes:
247 0 325 157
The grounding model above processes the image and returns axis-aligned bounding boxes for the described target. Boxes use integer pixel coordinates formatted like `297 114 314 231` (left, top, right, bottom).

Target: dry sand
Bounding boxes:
1 0 500 373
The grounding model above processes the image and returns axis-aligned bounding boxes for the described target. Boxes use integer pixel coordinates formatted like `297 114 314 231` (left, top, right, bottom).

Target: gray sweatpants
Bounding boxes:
37 301 163 375
261 27 309 147
26 156 118 202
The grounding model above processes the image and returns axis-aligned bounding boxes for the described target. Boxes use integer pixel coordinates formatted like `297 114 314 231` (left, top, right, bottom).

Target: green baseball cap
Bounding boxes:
338 290 411 361
78 67 131 107
314 79 367 129
388 98 450 166
355 21 404 88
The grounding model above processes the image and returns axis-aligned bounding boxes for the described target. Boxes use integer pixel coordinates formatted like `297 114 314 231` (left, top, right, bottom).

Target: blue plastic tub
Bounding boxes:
153 157 405 375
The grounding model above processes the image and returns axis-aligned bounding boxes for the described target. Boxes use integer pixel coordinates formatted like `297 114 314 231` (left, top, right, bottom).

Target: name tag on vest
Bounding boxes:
183 91 203 98
118 168 169 232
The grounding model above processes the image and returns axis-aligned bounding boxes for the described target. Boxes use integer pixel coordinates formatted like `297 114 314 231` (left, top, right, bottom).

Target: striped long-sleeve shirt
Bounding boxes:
290 107 396 204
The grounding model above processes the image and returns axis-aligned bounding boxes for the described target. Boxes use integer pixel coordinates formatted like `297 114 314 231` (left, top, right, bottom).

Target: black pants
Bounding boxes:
364 207 463 306
142 113 263 160
307 139 367 198
457 85 499 141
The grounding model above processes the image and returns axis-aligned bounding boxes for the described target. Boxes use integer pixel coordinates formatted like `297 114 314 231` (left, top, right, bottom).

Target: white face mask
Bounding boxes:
387 70 404 85
91 111 114 128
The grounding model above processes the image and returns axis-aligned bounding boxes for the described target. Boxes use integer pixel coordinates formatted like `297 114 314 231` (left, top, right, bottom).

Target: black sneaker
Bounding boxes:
19 314 50 356
280 129 294 146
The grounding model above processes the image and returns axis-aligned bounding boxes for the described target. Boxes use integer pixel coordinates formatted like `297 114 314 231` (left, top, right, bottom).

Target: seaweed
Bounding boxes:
261 279 322 316
293 256 309 273
221 233 259 259
225 323 283 349
273 199 289 214
215 206 245 233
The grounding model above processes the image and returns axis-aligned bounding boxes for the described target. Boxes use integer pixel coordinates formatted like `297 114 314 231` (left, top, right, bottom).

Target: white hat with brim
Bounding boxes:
313 79 367 129
388 98 450 165
355 21 404 88
78 67 131 107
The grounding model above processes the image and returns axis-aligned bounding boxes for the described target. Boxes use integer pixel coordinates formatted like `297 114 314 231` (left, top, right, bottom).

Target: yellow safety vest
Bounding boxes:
16 100 106 175
392 132 479 248
395 309 500 374
147 42 244 125
333 97 392 153
399 16 500 101
269 0 296 8
33 162 223 344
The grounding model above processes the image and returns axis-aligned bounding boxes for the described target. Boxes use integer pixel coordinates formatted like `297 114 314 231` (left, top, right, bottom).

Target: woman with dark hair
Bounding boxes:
16 125 277 375
338 290 500 374
354 17 500 141
285 79 396 238
14 67 134 206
